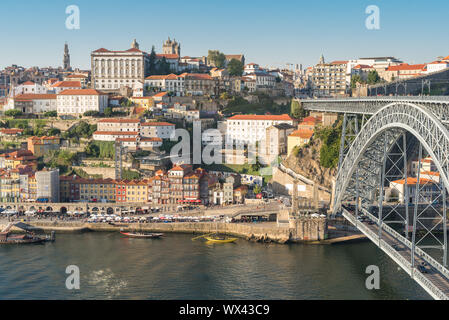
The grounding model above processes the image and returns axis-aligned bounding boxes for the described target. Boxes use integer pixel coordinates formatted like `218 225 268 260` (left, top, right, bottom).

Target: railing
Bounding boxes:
343 208 449 299
413 268 449 300
301 96 449 103
361 208 449 280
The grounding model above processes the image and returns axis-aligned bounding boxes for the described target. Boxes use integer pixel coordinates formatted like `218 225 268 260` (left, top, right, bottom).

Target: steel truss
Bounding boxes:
301 96 449 122
332 102 449 265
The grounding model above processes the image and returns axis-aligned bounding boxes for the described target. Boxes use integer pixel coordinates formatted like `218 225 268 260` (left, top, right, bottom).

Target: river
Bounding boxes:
0 233 430 300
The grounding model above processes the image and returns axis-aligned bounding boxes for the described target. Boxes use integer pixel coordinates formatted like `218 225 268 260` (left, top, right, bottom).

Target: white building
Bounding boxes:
92 131 139 142
140 122 176 139
226 114 295 146
426 60 449 74
57 89 108 115
245 72 276 88
12 81 48 95
244 63 261 75
145 74 185 95
91 40 149 92
116 136 163 150
389 177 438 204
5 93 57 113
97 118 141 132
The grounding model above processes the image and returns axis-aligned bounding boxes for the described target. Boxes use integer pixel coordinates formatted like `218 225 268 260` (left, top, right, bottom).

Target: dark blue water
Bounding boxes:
0 233 430 300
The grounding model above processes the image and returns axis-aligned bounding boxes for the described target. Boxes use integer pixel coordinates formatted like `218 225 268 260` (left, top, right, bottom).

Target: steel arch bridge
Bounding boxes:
301 97 449 300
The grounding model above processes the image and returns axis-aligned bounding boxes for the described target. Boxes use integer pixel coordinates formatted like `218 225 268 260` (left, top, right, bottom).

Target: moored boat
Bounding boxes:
120 231 164 239
0 232 48 244
204 236 238 243
0 223 55 244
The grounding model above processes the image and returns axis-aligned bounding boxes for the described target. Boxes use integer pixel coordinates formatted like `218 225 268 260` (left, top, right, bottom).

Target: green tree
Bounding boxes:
85 143 100 157
104 107 113 117
208 50 226 68
47 128 61 136
227 59 244 76
44 111 57 117
367 70 381 85
149 46 157 75
156 57 171 75
350 74 363 88
5 109 23 117
316 124 342 169
291 100 307 120
253 185 262 195
83 110 100 117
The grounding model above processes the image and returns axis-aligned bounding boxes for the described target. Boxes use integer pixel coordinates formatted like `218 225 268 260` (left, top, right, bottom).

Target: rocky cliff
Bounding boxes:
282 135 337 190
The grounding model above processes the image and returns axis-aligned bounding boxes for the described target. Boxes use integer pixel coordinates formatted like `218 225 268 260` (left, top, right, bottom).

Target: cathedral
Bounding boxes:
63 43 71 71
162 37 181 56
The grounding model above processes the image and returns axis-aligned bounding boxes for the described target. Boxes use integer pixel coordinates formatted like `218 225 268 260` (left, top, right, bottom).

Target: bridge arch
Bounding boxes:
334 102 449 211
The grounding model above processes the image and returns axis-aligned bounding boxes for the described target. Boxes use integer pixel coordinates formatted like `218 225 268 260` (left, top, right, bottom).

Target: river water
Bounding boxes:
0 233 430 300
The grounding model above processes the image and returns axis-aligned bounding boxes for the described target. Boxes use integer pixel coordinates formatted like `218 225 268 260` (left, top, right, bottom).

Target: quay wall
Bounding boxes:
1 217 328 243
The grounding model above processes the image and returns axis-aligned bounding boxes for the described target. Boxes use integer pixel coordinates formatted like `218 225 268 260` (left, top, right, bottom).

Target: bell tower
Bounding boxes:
63 43 71 71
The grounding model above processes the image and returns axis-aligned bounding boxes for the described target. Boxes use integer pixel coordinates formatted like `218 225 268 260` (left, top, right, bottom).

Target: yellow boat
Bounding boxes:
204 236 238 243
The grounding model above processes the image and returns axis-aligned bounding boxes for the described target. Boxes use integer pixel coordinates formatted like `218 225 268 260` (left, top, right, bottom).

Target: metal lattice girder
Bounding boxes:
338 114 359 170
331 101 449 268
333 102 449 215
301 96 449 123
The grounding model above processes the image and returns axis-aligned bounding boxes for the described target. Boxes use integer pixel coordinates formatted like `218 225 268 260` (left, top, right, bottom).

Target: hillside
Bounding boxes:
282 124 341 189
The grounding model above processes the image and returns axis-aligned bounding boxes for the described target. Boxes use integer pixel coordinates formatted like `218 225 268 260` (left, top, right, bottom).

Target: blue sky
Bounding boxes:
0 0 448 70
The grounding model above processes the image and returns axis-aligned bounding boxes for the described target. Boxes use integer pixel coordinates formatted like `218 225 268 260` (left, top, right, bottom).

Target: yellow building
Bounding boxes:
125 180 149 203
79 179 116 202
0 172 20 202
287 129 314 157
130 96 154 110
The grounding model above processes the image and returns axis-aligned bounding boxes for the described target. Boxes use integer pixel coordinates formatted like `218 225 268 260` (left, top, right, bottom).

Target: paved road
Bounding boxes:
348 208 449 298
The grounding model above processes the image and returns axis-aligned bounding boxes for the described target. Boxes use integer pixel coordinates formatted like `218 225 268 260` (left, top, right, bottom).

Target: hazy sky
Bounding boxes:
0 0 448 70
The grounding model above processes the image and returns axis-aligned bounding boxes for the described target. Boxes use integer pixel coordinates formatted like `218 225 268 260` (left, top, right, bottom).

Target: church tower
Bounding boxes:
318 54 325 65
131 38 140 50
163 37 181 56
63 43 71 71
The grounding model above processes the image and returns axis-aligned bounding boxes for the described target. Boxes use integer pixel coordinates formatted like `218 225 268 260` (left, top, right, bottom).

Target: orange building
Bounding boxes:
27 136 60 157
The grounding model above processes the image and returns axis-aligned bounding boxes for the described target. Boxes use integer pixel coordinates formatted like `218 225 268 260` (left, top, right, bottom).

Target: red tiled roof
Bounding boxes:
141 122 175 127
116 137 162 142
65 74 87 78
14 94 56 100
98 118 141 123
156 54 179 59
331 60 348 65
93 131 139 136
289 129 313 139
153 92 169 97
229 114 293 121
59 89 106 95
386 63 426 71
392 177 435 185
0 129 23 135
52 81 81 88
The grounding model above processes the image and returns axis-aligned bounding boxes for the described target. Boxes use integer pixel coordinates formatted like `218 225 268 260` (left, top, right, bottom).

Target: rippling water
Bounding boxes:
0 233 430 300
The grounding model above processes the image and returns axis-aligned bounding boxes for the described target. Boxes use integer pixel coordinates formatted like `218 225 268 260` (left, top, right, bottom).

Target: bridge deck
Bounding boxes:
300 96 449 122
343 207 449 299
